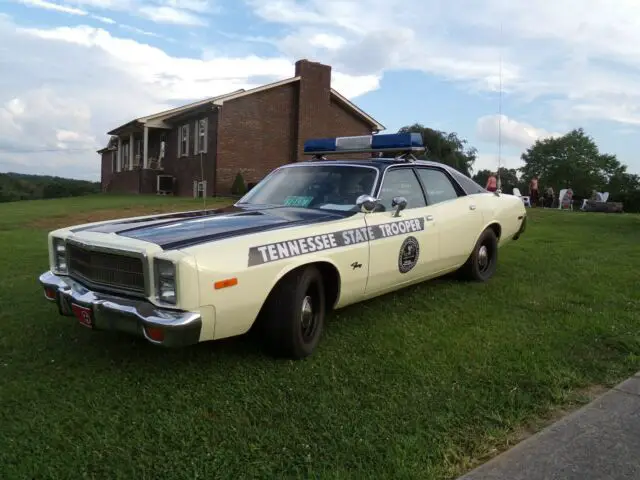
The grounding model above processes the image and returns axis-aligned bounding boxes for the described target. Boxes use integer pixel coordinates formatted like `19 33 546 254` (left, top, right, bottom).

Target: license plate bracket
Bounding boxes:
71 303 94 329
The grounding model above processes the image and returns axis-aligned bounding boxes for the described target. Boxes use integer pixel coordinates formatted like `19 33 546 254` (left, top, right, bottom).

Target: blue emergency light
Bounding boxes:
303 132 425 156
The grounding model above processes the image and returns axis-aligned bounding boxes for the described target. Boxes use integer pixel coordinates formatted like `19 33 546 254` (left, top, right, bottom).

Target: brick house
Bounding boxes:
98 59 385 197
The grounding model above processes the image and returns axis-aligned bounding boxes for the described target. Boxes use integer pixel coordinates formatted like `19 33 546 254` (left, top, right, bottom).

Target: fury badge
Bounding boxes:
350 261 363 270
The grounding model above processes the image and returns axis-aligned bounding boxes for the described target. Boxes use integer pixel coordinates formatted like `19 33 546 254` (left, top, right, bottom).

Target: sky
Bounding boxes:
1 0 640 181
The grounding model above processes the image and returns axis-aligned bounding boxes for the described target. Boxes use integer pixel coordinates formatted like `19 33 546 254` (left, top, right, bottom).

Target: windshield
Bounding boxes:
237 165 378 211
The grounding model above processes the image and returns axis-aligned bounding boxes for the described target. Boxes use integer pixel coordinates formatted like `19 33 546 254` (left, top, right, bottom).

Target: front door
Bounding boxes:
363 166 440 297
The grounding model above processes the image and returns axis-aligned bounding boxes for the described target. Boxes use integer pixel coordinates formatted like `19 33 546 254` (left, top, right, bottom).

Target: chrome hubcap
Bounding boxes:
300 295 313 330
478 245 489 270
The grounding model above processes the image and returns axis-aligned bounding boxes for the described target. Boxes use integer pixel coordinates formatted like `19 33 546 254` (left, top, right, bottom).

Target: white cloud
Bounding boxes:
59 0 133 9
161 0 214 14
138 6 206 26
474 152 523 175
19 0 88 15
308 33 346 50
476 114 563 150
32 0 220 26
92 14 115 23
247 0 640 126
0 16 380 180
331 71 380 99
120 24 163 37
6 0 640 180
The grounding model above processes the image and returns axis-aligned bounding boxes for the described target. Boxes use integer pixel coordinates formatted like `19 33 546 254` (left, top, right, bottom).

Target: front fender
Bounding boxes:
195 254 345 341
269 255 343 300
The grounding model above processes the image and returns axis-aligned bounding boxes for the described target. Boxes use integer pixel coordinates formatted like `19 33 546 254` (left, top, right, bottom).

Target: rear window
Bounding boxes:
450 170 487 194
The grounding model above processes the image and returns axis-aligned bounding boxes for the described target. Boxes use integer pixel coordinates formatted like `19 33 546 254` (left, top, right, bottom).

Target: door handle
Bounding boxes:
469 204 476 210
425 215 434 221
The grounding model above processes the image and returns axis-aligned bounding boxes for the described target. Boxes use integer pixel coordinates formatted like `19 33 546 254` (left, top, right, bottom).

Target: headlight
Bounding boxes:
154 258 176 304
53 238 67 274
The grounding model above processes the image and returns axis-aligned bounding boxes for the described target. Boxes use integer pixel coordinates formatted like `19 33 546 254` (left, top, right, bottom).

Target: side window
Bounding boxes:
378 168 426 211
416 168 459 205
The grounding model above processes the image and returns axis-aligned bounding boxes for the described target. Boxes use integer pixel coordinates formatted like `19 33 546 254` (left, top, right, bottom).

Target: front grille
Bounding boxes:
67 243 146 295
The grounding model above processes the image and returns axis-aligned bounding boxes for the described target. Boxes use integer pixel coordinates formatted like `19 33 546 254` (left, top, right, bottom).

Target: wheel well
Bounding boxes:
312 262 341 311
252 261 341 335
272 262 340 312
488 222 501 240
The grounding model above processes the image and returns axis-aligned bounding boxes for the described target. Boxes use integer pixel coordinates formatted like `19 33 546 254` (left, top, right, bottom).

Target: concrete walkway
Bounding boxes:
458 372 640 480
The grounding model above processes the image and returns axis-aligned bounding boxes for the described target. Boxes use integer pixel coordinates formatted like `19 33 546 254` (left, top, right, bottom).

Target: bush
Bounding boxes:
615 190 640 213
230 172 247 196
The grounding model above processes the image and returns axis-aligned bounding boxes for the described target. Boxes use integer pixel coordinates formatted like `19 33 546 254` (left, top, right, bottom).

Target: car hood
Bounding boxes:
70 204 351 250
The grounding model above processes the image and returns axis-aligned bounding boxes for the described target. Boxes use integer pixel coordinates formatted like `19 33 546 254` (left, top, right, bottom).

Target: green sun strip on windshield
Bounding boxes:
283 196 314 207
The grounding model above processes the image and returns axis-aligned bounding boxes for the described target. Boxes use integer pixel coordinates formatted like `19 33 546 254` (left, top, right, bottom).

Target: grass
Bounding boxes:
1 194 639 479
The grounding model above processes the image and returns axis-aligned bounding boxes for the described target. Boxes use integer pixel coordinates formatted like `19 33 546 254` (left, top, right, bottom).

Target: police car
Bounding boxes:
39 133 526 359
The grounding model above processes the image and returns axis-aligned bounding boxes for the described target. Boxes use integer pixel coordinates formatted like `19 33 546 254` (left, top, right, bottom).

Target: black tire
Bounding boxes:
458 228 498 282
260 265 326 359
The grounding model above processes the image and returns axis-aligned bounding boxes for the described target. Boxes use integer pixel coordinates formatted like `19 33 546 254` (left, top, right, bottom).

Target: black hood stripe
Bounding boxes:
72 204 354 250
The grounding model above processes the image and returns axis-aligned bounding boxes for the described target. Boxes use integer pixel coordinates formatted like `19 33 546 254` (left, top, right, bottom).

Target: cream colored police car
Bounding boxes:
39 133 526 359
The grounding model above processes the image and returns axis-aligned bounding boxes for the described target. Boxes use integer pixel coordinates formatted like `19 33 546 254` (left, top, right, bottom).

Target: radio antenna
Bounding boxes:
497 21 504 191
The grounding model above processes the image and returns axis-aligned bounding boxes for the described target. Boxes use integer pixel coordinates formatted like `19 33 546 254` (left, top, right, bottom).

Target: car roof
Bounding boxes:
280 157 487 196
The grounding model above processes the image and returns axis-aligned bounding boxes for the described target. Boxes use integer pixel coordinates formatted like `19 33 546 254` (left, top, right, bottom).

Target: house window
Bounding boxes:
178 124 189 157
195 118 208 154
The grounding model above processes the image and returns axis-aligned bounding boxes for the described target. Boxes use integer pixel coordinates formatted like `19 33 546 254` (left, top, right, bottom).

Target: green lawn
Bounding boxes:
1 195 639 479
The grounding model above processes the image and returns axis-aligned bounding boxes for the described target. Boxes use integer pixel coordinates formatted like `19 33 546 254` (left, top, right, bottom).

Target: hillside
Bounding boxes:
0 172 101 203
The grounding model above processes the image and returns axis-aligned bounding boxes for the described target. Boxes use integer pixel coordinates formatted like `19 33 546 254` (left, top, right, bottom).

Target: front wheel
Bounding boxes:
260 265 326 359
458 228 498 282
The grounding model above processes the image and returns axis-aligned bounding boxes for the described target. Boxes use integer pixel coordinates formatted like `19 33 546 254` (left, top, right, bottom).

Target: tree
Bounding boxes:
397 123 477 176
230 172 247 196
519 128 629 197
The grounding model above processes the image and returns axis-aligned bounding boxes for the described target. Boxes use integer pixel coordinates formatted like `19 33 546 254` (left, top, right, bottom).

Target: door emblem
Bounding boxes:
398 236 420 274
350 261 363 270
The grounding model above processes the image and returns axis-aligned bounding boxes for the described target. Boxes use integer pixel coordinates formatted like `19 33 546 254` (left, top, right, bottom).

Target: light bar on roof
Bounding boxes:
303 133 424 155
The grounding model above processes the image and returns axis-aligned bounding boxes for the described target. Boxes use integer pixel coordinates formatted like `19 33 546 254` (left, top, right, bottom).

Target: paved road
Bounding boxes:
458 372 640 480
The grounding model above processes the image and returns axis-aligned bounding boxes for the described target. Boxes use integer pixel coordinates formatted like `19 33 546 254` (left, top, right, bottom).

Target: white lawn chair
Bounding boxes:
580 191 610 210
512 187 531 207
558 189 573 210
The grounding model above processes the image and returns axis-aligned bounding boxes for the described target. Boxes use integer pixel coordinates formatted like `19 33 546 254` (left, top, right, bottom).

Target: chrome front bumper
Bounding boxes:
39 270 202 347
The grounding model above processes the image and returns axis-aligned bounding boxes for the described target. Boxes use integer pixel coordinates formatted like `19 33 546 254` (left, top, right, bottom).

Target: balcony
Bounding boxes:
112 124 168 173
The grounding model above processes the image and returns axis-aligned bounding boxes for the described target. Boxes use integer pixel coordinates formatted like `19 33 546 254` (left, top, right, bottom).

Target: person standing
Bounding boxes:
529 176 539 206
486 172 497 192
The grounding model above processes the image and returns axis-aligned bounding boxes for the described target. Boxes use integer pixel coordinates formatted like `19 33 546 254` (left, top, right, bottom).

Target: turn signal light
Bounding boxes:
214 277 238 290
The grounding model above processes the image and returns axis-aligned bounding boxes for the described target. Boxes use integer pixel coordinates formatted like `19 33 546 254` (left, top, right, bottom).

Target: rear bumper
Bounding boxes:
39 270 202 347
513 214 527 240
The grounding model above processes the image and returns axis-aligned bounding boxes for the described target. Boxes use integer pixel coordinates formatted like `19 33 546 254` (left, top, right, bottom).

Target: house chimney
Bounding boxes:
294 59 332 160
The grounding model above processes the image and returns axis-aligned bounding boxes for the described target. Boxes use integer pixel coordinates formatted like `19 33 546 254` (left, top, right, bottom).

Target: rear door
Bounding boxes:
363 165 441 296
414 166 484 269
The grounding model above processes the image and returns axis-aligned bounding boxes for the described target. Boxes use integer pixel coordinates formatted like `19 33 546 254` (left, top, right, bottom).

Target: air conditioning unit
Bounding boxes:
157 175 174 195
193 180 207 198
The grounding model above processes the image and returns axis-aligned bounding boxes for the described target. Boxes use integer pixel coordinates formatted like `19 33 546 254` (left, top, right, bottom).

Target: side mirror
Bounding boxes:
391 196 407 217
356 194 379 213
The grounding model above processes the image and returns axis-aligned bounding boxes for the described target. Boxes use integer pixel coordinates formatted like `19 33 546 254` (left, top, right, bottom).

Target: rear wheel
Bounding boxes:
260 265 326 359
458 228 498 282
